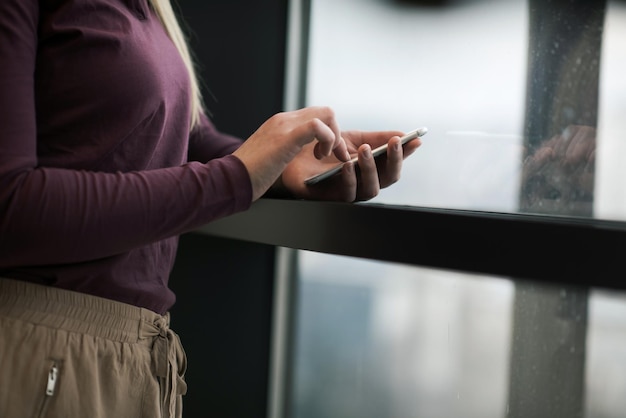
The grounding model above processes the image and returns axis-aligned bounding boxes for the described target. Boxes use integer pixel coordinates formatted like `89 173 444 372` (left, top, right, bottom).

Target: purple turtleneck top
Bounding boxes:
0 0 253 314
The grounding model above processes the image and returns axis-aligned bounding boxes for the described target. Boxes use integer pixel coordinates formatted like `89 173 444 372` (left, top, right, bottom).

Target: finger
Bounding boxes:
402 137 422 159
340 162 358 202
380 136 403 188
298 106 347 160
551 130 571 157
326 116 350 162
566 126 595 165
522 147 553 179
533 146 555 165
355 144 380 201
305 161 357 202
300 118 335 159
332 135 350 162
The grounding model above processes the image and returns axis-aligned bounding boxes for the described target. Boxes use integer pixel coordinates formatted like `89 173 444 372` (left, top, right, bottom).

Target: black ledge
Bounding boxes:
196 198 626 291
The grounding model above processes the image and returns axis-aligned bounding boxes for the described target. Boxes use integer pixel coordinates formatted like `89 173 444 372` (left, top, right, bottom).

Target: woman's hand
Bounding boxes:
233 107 350 201
521 125 596 213
279 130 423 202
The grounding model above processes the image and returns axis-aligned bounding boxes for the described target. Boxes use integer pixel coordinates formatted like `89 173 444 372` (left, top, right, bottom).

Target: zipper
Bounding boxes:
46 364 59 396
38 361 60 417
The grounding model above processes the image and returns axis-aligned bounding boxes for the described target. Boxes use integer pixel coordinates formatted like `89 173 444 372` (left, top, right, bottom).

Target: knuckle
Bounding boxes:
309 117 323 130
271 111 286 121
322 106 335 118
269 111 289 128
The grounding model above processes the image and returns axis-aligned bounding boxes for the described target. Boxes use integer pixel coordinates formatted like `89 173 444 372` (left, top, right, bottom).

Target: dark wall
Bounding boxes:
176 0 289 139
169 0 290 417
170 235 276 418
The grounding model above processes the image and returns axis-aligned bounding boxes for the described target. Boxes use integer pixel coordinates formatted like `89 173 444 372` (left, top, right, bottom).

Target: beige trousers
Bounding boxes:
0 278 187 418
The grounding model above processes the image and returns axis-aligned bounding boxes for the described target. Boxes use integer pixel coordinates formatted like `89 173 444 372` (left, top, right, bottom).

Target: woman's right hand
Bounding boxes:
233 106 350 201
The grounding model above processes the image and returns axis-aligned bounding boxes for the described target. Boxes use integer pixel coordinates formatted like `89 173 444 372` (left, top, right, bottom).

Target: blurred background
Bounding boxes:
288 1 626 417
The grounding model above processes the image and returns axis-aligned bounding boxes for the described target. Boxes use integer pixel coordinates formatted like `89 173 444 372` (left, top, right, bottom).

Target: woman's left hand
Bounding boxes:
278 130 423 202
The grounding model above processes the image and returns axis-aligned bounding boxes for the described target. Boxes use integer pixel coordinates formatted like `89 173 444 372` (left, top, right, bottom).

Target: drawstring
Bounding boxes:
142 313 187 418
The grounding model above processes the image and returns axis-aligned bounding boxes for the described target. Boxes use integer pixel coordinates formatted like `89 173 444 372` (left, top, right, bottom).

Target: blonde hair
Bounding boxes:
149 0 203 129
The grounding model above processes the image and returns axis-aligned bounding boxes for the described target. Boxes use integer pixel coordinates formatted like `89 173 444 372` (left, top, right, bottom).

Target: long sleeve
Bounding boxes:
188 112 245 163
0 0 252 313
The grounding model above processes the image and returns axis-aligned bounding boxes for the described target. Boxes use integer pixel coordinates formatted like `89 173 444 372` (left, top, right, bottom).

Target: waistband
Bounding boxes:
0 277 159 342
0 278 187 417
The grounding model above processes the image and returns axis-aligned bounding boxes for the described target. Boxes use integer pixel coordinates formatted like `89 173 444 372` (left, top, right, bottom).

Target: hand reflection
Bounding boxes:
521 125 596 215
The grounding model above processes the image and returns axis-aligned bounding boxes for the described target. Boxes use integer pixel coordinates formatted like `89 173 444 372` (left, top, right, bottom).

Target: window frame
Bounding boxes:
197 198 626 290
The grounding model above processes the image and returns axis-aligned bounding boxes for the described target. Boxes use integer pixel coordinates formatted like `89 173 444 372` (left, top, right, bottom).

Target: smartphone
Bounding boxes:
304 127 428 185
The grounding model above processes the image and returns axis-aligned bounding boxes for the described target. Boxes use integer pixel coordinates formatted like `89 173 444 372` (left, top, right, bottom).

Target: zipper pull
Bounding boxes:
46 364 58 396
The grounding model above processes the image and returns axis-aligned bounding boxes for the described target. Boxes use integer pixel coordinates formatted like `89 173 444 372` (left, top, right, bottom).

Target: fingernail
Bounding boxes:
364 146 372 159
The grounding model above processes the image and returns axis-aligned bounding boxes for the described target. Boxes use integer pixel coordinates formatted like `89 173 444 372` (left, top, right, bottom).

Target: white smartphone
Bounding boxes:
304 127 428 185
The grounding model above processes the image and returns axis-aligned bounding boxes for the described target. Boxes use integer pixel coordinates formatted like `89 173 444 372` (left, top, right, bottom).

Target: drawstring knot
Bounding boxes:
142 313 187 418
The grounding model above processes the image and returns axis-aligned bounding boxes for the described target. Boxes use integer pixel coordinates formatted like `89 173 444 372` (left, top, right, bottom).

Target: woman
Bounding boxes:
0 0 422 417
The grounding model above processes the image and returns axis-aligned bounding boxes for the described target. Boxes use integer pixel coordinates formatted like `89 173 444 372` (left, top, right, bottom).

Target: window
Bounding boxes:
285 1 626 417
192 1 626 417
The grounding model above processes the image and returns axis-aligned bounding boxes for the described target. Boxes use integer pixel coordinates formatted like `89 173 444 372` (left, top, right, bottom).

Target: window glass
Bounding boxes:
307 0 626 222
289 252 626 418
289 2 626 418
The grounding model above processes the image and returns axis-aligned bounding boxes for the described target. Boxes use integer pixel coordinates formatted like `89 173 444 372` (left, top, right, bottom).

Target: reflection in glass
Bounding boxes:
519 0 604 217
510 2 605 417
306 0 626 222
